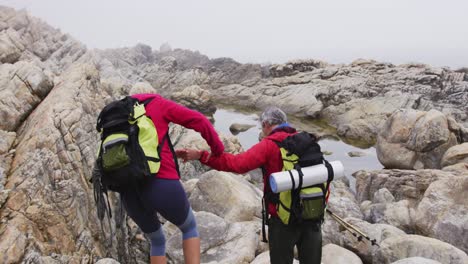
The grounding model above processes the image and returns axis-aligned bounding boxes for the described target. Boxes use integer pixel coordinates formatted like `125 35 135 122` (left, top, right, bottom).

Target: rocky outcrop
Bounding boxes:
1 6 467 264
415 176 468 253
355 169 468 252
376 109 463 169
0 63 113 263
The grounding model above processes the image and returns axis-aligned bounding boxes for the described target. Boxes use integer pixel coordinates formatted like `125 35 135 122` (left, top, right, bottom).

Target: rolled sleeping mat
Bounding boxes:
269 160 344 193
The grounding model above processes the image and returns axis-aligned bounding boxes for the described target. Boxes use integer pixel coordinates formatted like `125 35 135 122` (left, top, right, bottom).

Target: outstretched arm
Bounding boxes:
161 97 224 156
178 140 272 174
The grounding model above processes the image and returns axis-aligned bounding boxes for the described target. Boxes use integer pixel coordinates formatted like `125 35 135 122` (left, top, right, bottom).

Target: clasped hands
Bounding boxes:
175 149 203 163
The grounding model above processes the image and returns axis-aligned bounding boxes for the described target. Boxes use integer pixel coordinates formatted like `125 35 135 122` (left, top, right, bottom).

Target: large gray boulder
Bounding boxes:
415 176 468 253
189 171 262 222
322 243 363 264
165 211 259 263
377 109 461 169
441 143 468 167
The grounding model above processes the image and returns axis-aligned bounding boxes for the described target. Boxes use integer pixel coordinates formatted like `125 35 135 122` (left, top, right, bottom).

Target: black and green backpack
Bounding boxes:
94 96 165 193
262 131 334 241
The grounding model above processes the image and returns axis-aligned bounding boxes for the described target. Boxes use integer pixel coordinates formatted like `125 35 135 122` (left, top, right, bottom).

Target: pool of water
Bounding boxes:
213 108 383 189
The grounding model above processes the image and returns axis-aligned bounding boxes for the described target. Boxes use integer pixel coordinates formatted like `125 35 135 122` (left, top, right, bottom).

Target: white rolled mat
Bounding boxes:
269 160 344 193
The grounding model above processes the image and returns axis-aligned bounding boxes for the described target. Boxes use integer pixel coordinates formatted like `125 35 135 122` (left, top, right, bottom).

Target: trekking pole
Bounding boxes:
326 209 379 247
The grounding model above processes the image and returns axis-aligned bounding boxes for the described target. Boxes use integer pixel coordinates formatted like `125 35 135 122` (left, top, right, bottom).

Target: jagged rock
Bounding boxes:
0 61 54 131
361 189 414 232
356 168 468 251
364 199 414 233
229 123 255 135
159 56 177 71
0 28 24 63
0 131 15 196
269 59 326 77
377 109 461 169
188 171 262 222
374 235 468 264
441 143 468 167
391 257 442 264
165 211 259 263
355 169 453 204
0 63 139 263
322 243 363 264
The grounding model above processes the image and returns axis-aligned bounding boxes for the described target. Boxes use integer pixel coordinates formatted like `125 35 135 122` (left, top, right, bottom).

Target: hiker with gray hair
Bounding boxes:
176 106 323 263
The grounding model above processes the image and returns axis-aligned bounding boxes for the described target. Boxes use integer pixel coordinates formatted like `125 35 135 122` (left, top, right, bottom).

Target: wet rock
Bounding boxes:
348 151 367 157
229 123 255 135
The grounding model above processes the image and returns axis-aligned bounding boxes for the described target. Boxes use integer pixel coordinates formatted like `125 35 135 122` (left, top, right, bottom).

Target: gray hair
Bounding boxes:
260 106 287 126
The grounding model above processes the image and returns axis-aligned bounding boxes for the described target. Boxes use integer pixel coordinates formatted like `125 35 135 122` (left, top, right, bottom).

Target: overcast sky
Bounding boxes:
1 0 467 68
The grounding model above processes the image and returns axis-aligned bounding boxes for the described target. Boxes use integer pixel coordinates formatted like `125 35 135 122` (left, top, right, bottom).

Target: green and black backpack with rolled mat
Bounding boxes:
262 131 334 242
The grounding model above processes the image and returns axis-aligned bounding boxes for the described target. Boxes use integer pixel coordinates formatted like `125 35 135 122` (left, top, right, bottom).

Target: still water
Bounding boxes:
213 108 383 189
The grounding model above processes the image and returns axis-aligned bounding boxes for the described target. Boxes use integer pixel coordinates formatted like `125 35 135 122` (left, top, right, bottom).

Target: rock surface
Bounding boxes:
376 109 462 169
0 6 467 264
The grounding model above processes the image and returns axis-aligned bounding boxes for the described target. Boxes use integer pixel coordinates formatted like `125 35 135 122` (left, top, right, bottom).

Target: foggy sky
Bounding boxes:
1 0 468 68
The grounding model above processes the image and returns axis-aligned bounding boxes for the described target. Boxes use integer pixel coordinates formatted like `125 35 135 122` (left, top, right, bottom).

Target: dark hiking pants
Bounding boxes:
268 217 322 264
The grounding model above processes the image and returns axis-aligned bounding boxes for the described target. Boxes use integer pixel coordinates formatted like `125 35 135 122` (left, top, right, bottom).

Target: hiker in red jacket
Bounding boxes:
123 93 224 264
177 107 322 264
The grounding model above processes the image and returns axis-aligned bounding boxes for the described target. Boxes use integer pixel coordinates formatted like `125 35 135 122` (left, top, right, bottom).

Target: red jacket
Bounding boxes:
200 126 297 215
132 93 224 180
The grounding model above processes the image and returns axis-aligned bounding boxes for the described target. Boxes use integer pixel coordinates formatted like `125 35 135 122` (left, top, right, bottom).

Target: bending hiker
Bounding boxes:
94 93 224 264
177 107 330 264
